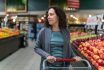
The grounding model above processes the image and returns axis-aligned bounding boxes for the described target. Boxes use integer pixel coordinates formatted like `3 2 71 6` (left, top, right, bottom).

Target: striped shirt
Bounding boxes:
49 31 64 67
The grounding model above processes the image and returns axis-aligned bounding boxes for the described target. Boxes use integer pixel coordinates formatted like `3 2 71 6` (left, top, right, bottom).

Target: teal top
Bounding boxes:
50 31 64 67
51 31 64 46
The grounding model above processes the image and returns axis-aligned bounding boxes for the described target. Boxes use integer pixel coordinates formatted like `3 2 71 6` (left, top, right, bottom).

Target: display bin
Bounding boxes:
72 46 97 70
0 35 23 60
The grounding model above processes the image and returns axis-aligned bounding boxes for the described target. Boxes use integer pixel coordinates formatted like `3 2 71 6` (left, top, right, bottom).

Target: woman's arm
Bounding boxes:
34 28 50 58
67 28 76 57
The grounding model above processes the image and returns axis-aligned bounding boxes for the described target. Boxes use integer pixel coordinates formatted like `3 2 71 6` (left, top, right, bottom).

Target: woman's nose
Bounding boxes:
48 16 51 19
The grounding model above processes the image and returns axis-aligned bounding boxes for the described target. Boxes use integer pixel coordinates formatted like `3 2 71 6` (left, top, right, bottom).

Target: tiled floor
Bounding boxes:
0 39 41 70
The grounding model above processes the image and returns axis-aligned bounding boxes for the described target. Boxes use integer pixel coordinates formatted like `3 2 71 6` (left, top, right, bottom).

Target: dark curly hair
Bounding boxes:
44 6 67 29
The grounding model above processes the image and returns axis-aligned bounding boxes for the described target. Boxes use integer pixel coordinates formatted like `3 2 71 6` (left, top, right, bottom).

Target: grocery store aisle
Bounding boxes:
0 39 41 70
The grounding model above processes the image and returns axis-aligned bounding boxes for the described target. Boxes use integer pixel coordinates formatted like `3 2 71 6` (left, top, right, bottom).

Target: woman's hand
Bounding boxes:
73 56 82 62
47 56 56 63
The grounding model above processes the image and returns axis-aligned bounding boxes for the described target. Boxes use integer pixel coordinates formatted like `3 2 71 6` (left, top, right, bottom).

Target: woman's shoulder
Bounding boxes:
40 27 48 31
38 27 49 33
38 27 45 33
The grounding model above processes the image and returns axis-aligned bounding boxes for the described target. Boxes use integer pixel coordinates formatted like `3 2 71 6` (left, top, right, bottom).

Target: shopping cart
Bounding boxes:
43 58 92 70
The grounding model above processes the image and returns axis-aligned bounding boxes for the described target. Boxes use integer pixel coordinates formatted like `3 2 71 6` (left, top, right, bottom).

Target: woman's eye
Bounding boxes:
49 13 54 16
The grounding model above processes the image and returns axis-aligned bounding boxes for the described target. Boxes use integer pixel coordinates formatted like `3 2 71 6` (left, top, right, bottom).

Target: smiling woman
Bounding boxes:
5 0 27 13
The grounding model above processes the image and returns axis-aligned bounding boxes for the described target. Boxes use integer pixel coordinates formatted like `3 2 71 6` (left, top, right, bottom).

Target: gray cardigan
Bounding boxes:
34 27 76 70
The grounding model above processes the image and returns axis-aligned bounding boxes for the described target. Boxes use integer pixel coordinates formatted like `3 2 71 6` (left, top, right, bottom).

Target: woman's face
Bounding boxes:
47 8 59 26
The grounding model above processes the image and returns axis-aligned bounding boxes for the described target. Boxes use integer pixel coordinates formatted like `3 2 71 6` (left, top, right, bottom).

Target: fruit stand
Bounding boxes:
72 45 97 70
71 35 104 70
0 35 23 60
0 27 24 60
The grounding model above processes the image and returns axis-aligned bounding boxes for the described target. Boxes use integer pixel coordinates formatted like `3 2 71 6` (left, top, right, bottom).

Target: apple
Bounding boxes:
90 53 95 57
80 50 84 54
87 56 92 61
83 47 87 51
93 47 98 54
90 58 94 62
86 50 91 55
83 53 88 57
93 55 100 60
98 59 104 66
99 54 104 59
94 62 99 68
98 66 104 70
92 60 96 65
78 47 83 51
88 46 93 51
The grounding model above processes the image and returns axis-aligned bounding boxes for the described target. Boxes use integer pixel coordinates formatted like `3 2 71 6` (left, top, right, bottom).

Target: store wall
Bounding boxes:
0 0 5 12
28 0 49 11
1 0 104 12
80 0 104 9
50 0 66 9
0 0 49 12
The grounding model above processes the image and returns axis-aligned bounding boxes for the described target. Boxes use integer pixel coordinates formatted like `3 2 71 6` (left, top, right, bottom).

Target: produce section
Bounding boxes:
72 35 104 70
0 27 24 60
0 27 20 39
70 31 96 42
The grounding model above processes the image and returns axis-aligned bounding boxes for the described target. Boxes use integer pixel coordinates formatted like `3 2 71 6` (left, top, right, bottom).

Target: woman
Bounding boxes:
34 6 82 70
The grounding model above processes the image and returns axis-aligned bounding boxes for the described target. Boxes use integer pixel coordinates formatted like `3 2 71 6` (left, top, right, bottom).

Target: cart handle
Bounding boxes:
56 58 76 62
43 58 91 70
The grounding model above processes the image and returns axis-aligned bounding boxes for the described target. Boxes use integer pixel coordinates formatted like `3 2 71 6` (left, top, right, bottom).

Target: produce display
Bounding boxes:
0 27 20 39
72 35 104 70
70 31 88 38
70 31 96 42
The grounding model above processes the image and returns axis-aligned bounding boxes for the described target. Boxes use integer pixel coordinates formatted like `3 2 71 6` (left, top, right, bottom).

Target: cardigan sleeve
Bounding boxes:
67 28 76 57
34 28 50 58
